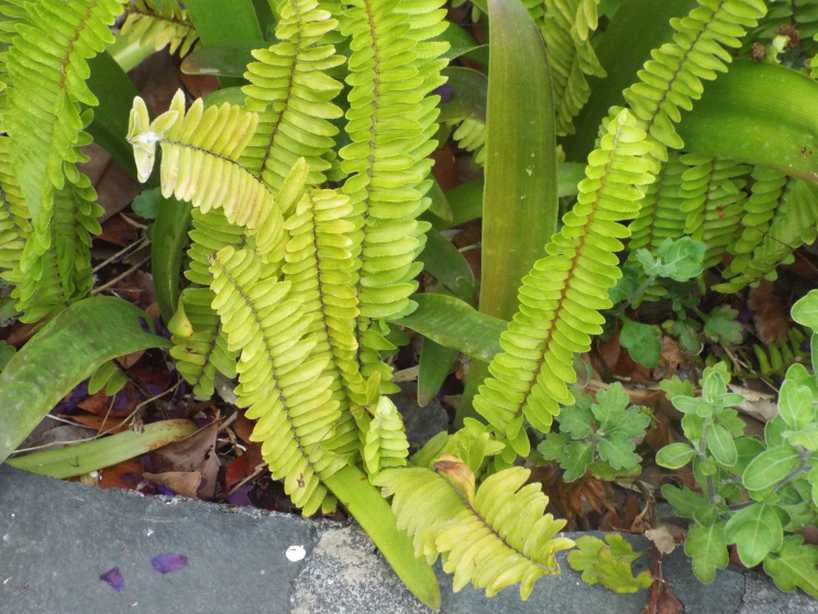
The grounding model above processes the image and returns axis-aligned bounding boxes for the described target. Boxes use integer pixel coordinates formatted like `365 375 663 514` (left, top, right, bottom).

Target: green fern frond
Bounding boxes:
716 177 818 292
8 176 102 322
0 137 29 275
623 0 766 152
363 396 409 477
184 208 247 287
755 0 818 41
209 245 346 515
128 92 287 257
542 0 606 136
241 0 345 191
473 110 657 449
451 116 486 165
678 154 749 267
168 287 237 400
339 0 448 321
628 154 687 253
282 187 368 456
729 166 789 262
376 455 574 599
120 0 199 57
6 0 126 224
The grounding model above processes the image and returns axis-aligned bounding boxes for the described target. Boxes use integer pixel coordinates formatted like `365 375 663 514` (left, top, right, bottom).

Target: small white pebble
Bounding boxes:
144 528 154 537
9 513 14 519
3 577 11 585
130 602 139 608
2 534 9 543
285 545 306 562
260 569 266 575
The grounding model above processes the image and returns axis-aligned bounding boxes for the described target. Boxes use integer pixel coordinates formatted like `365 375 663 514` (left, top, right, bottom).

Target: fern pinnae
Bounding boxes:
474 110 657 448
120 0 199 57
541 0 606 136
241 0 345 191
6 0 127 224
209 245 345 515
628 154 687 253
363 396 410 477
376 455 574 599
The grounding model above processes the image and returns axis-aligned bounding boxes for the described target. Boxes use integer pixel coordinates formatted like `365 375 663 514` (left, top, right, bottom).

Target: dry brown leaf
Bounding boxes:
150 419 220 499
645 526 678 555
144 471 202 498
729 384 777 423
748 281 791 344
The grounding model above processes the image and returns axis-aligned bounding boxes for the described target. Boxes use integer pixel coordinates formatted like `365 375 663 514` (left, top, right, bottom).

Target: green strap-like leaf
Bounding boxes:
0 297 170 464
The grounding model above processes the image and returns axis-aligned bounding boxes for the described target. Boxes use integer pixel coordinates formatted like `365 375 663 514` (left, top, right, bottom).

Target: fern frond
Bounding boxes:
623 0 766 151
0 137 29 275
755 0 818 41
628 154 687 253
282 187 368 456
184 208 247 287
363 396 409 477
339 0 447 321
6 0 127 223
128 92 287 257
376 456 574 599
542 0 606 136
8 175 102 322
451 117 486 165
678 154 749 267
169 287 237 400
473 110 657 447
729 166 790 262
209 245 345 516
717 177 818 292
120 0 199 57
241 0 345 191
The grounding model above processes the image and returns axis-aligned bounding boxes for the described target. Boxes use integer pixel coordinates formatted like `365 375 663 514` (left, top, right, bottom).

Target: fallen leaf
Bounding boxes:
143 471 202 498
645 526 678 555
432 145 458 191
98 459 143 491
149 418 219 499
180 73 220 99
729 384 777 423
748 281 791 344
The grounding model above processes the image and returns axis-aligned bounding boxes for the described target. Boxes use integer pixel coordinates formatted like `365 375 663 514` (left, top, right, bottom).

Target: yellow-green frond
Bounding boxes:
363 396 409 477
242 0 345 191
376 456 574 600
120 0 199 57
209 245 345 515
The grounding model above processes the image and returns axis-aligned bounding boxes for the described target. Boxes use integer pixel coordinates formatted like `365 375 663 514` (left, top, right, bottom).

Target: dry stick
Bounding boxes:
225 462 268 498
91 255 151 295
92 237 150 274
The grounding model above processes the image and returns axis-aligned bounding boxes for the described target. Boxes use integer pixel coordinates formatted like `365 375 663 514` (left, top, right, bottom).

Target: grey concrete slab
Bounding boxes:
0 467 815 613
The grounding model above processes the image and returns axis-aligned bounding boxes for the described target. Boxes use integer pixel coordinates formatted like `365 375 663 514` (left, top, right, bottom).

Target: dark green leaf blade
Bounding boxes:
0 297 170 464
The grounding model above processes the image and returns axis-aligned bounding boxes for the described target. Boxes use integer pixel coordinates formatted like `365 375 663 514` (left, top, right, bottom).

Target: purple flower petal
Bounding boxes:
227 483 252 507
151 553 188 574
100 567 124 592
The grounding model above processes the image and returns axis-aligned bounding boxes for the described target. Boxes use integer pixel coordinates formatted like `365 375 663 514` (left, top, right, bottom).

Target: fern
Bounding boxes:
541 0 606 136
473 110 657 448
628 154 687 253
755 0 818 41
168 287 237 400
472 0 766 445
5 0 126 225
127 91 287 257
120 0 199 57
363 396 409 478
451 116 487 165
678 155 749 268
716 177 818 291
376 455 574 599
241 0 345 191
0 137 28 276
209 245 346 516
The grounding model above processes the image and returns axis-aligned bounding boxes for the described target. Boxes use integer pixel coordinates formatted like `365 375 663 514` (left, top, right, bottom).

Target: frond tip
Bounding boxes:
376 455 574 600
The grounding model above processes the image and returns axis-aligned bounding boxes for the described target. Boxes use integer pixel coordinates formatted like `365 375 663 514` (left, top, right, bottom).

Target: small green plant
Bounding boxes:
538 383 651 481
567 534 653 593
657 297 818 595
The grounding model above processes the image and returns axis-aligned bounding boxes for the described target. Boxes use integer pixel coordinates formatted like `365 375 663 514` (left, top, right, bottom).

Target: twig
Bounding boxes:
225 462 267 497
91 256 151 295
92 237 150 273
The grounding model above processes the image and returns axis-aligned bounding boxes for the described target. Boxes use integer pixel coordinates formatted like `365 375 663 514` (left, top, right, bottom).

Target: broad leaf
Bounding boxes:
568 534 652 593
706 423 738 468
7 420 197 478
742 445 802 492
619 318 661 368
703 306 743 345
685 522 729 583
778 379 814 430
793 290 818 334
0 297 169 464
763 536 818 598
725 503 783 568
151 196 192 323
656 443 697 469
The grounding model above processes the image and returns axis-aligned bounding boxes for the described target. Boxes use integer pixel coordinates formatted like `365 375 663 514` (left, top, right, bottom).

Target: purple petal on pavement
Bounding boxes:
151 553 188 574
100 567 124 592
